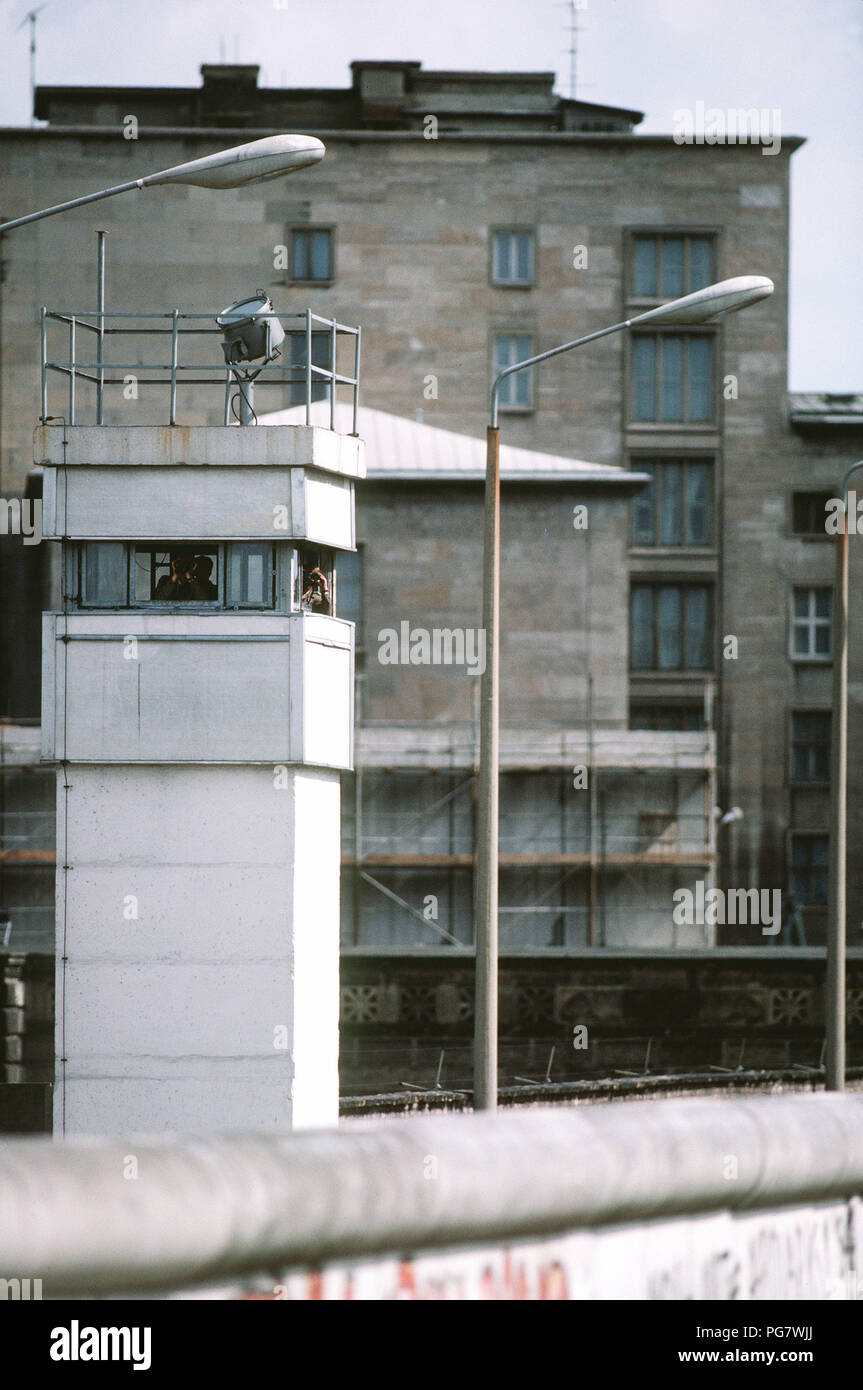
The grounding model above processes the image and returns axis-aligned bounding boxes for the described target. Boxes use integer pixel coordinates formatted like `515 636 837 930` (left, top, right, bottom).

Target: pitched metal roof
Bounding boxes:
260 403 649 484
789 392 863 427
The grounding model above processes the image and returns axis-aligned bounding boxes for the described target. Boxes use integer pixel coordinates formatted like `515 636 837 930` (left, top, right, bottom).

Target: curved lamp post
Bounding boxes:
475 275 774 1111
0 133 326 233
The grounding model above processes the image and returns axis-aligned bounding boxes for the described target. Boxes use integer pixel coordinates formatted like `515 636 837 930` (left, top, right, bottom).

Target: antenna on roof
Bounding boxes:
558 0 595 101
563 0 582 100
17 4 48 127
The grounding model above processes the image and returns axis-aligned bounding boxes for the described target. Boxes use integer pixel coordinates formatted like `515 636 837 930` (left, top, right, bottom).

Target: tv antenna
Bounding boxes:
17 5 48 127
558 0 592 102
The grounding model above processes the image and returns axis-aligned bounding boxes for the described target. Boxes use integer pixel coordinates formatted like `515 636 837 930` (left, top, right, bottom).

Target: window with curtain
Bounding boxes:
631 583 712 670
491 230 535 286
289 227 333 282
494 334 534 409
631 234 715 299
631 333 714 423
631 458 712 546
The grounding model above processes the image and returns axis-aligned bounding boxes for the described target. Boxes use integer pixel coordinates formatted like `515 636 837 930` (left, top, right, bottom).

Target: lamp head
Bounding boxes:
144 134 326 191
216 290 285 366
633 275 774 327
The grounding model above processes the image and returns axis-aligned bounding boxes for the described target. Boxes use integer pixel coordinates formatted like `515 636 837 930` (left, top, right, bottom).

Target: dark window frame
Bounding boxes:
630 455 715 548
790 831 829 907
130 543 224 610
630 581 714 672
288 225 335 285
492 332 536 412
335 545 364 648
629 702 707 731
789 708 831 784
76 541 280 612
791 490 833 540
790 585 833 662
489 227 536 289
628 330 717 426
626 230 718 305
297 545 335 616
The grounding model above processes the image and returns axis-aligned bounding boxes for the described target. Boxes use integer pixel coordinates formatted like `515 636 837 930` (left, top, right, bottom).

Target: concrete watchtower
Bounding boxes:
38 295 363 1134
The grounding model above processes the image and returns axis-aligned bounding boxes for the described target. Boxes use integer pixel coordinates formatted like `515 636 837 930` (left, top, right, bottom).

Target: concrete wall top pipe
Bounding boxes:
2 1093 863 1295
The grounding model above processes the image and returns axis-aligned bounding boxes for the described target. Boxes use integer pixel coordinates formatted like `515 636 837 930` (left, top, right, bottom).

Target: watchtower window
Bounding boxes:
297 546 333 615
134 546 221 604
226 543 274 608
75 541 340 615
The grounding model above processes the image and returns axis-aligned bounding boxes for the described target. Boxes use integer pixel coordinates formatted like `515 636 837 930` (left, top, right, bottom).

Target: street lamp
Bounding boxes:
826 459 863 1091
474 274 774 1111
0 133 326 233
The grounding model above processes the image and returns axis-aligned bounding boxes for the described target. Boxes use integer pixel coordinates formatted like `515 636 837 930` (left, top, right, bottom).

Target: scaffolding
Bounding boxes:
342 713 717 950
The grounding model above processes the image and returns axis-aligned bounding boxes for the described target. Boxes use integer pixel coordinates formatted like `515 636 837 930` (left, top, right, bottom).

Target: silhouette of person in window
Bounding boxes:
780 891 807 947
302 564 331 614
191 555 218 600
154 552 195 600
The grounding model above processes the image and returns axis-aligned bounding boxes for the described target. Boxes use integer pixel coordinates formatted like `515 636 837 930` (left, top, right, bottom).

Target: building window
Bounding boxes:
792 491 832 538
631 333 714 424
630 703 706 731
297 546 333 615
491 230 535 286
631 583 712 670
78 542 279 611
791 711 831 783
631 458 713 546
226 544 275 609
133 546 221 604
335 547 363 645
631 234 715 299
494 334 534 410
82 541 128 606
791 833 828 906
791 587 832 660
289 227 333 283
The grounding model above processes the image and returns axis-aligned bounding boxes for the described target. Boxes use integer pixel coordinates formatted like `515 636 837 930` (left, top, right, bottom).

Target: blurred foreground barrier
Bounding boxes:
2 1093 863 1298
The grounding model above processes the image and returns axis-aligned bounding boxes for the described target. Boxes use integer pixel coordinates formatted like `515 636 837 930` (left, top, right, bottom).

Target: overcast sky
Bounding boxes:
1 0 860 391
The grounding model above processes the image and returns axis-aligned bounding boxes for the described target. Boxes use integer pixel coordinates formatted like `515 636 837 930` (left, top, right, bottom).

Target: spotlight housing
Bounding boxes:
216 290 285 367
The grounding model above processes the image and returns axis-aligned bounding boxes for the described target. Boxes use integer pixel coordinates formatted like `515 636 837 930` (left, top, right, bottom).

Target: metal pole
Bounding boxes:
96 230 106 425
0 179 144 234
827 517 848 1091
237 376 255 426
169 310 179 426
305 310 313 426
587 673 596 948
474 425 500 1110
68 314 76 426
352 326 362 436
329 318 336 431
40 306 47 421
472 291 770 1106
826 462 863 1090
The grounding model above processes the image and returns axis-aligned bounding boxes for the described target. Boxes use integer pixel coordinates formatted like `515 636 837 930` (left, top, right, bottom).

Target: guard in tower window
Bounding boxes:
191 555 218 600
154 551 195 601
302 564 331 615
